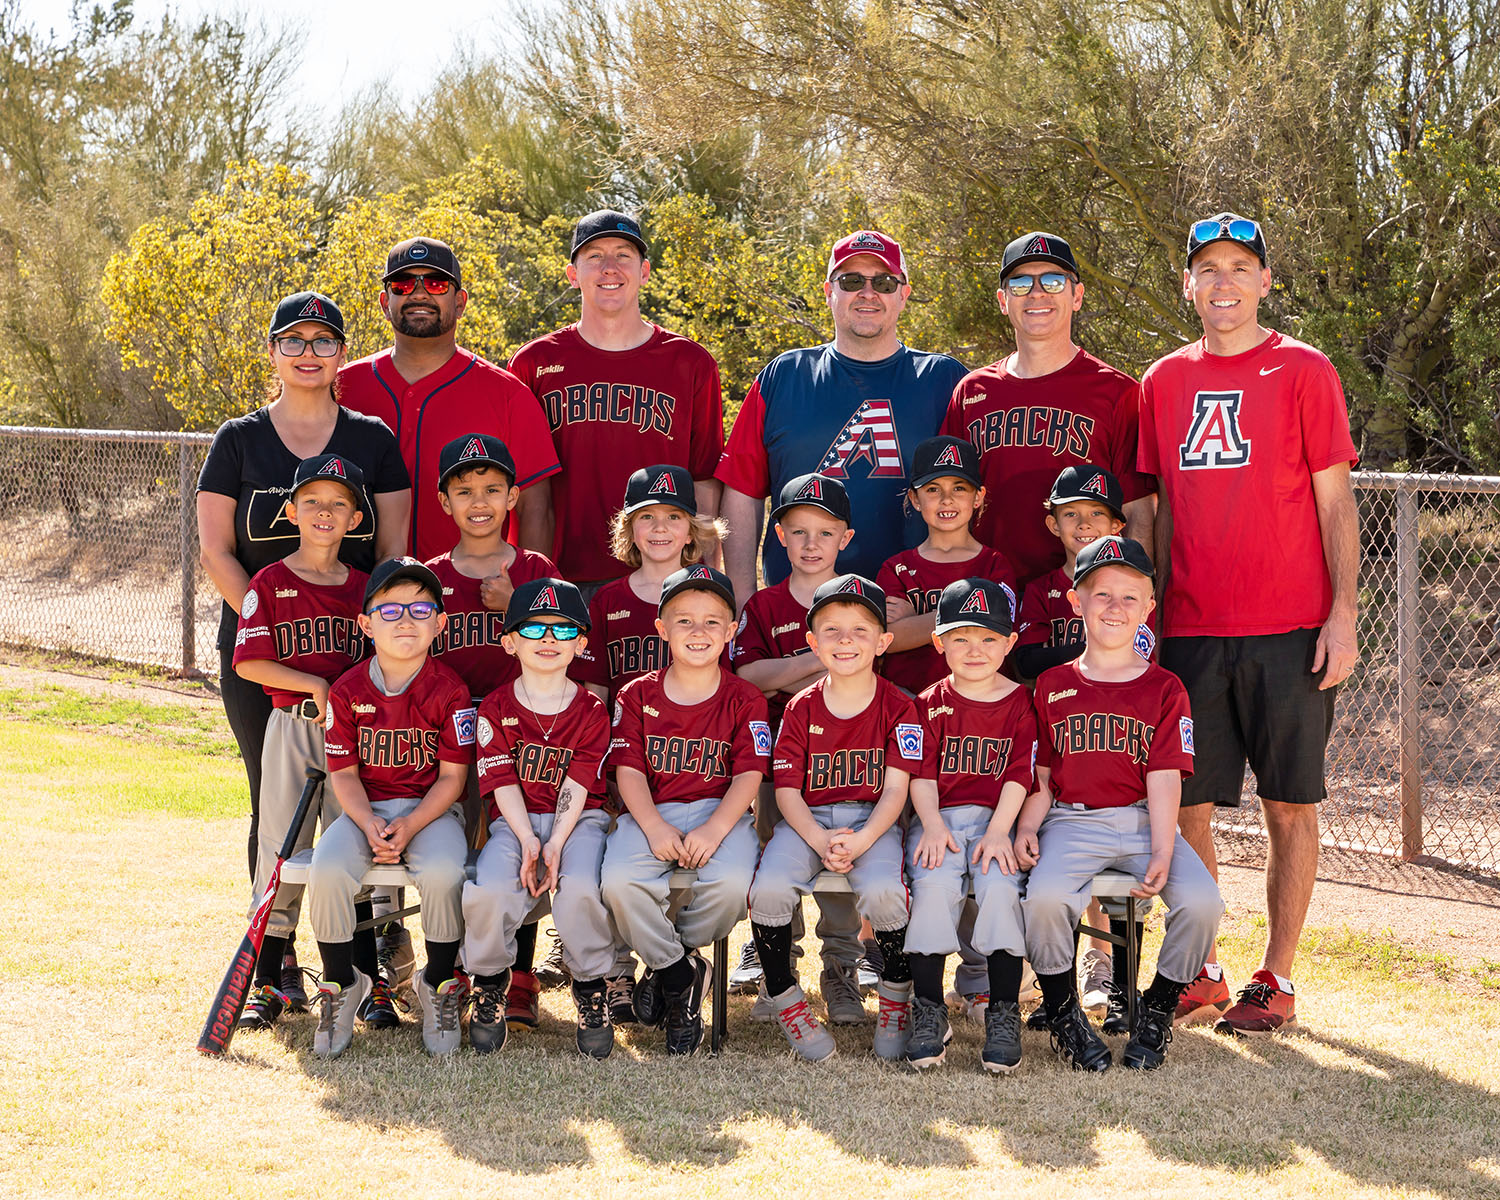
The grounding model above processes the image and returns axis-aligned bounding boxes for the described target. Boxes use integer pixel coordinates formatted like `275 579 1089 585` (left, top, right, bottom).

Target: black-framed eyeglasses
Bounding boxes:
512 622 583 641
386 275 454 296
367 601 440 621
831 272 904 294
273 336 343 357
1190 217 1262 247
1004 272 1071 297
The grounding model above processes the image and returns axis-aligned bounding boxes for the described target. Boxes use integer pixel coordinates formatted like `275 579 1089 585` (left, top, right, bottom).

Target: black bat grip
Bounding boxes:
274 766 326 862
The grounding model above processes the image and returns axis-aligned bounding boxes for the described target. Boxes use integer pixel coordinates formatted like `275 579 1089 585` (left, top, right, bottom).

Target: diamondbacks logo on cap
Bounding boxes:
648 471 677 496
850 232 886 251
533 585 560 610
793 476 824 501
932 443 963 469
296 296 327 319
686 566 712 580
321 457 346 477
835 577 868 596
407 242 429 260
1082 472 1108 497
1093 539 1124 564
1024 235 1051 256
958 589 991 616
460 437 486 460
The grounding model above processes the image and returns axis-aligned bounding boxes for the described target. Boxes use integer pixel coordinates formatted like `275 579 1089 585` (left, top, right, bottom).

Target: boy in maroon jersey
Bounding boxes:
307 558 477 1059
463 578 617 1058
232 453 369 1032
903 579 1038 1074
1020 536 1222 1072
748 575 924 1062
601 566 768 1055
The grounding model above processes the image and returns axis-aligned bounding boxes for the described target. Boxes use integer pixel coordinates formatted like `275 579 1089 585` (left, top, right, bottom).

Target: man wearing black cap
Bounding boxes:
339 237 561 563
941 231 1155 588
509 211 725 594
1137 212 1359 1036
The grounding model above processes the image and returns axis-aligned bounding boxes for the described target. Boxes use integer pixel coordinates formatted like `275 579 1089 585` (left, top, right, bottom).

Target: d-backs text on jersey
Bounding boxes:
539 382 678 433
959 407 1094 458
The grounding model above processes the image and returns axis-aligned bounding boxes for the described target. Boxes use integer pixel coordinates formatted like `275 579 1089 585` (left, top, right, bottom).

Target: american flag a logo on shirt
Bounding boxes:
817 400 905 478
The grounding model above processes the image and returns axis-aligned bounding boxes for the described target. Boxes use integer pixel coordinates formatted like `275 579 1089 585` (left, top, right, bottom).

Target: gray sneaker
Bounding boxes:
750 979 776 1022
820 959 867 1025
873 980 913 1061
376 923 415 997
770 984 837 1061
728 940 763 993
313 969 372 1059
981 1000 1023 1074
1079 948 1113 1014
906 995 951 1069
415 973 469 1056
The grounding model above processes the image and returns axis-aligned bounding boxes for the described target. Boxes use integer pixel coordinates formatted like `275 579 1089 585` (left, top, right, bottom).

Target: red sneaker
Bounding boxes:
1173 966 1232 1025
1215 969 1297 1037
505 969 540 1028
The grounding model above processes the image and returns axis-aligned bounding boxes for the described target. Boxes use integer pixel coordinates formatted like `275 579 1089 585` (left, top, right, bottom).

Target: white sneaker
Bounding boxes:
1079 949 1113 1014
415 973 469 1056
313 969 372 1059
944 988 990 1024
728 940 763 993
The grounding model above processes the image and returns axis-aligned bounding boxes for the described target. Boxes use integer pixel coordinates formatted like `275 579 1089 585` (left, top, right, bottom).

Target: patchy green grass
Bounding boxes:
0 683 239 755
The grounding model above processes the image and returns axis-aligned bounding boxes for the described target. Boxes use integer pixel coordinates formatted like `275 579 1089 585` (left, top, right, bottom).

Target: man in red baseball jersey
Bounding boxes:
340 237 560 562
1138 213 1359 1036
942 231 1154 586
509 211 725 590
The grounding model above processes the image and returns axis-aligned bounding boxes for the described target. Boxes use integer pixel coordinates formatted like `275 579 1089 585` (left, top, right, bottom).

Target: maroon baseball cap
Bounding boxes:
827 230 908 281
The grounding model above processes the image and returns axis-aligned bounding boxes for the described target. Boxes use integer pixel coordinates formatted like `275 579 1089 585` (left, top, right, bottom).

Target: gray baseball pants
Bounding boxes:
254 708 340 939
904 803 1026 958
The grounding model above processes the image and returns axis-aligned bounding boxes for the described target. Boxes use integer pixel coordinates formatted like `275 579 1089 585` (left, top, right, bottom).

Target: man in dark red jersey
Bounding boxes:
509 211 724 593
942 232 1154 586
339 237 560 562
1138 212 1360 1036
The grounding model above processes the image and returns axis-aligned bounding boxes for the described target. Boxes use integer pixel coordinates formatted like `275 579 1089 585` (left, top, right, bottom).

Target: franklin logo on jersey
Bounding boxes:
1180 390 1252 469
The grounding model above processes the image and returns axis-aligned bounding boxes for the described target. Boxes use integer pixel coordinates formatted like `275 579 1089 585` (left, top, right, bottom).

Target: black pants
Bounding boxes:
219 643 274 882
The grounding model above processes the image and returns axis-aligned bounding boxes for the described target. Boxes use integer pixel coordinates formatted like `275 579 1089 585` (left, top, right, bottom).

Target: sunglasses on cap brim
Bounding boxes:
1190 218 1263 248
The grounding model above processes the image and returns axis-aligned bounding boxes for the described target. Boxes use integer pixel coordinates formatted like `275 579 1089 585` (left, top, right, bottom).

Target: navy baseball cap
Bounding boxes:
383 237 463 288
933 578 1015 637
659 564 736 615
268 291 345 339
1186 212 1267 266
365 556 444 611
911 436 982 489
1072 536 1155 585
771 472 852 525
504 577 591 633
1000 232 1079 279
807 574 887 630
1047 464 1125 519
571 210 649 260
623 464 696 517
290 453 365 508
438 433 516 488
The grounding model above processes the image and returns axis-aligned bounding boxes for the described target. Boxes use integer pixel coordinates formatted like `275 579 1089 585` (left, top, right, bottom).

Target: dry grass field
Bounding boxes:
1 667 1498 1200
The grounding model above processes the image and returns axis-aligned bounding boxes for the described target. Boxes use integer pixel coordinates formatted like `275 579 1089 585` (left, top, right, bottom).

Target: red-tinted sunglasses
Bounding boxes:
386 275 454 296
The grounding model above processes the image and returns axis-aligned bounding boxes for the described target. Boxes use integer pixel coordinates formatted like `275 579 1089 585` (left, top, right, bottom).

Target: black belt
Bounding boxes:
276 698 321 720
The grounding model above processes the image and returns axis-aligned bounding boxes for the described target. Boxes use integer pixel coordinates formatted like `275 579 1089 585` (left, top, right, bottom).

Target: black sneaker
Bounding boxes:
606 973 638 1026
982 1000 1023 1074
239 984 287 1030
1025 1003 1050 1030
1122 1001 1174 1070
905 996 951 1069
728 939 762 993
573 982 615 1059
663 954 709 1056
536 929 570 989
469 972 511 1055
1048 1003 1112 1072
280 954 310 1013
634 968 666 1028
358 978 402 1029
1102 983 1132 1035
858 937 885 992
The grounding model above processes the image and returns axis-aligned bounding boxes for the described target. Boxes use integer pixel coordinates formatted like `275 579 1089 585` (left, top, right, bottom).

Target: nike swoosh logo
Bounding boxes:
1259 365 1283 376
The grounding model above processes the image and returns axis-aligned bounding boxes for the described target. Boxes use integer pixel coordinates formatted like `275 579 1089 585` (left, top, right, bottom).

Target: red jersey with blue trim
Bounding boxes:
914 678 1038 809
425 549 558 698
232 560 368 707
773 676 923 806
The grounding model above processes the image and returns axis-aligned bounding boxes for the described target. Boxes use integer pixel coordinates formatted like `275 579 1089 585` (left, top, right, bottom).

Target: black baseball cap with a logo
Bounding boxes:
659 564 736 615
438 433 516 488
269 291 345 339
383 237 463 288
933 578 1015 637
771 472 852 525
1047 464 1125 520
623 464 696 517
806 574 887 630
999 231 1080 279
504 576 591 633
1071 535 1155 585
364 556 444 611
290 453 365 508
571 210 649 260
911 436 983 489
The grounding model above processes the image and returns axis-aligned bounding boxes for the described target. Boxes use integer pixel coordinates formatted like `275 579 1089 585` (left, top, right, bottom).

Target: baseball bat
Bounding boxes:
197 765 326 1056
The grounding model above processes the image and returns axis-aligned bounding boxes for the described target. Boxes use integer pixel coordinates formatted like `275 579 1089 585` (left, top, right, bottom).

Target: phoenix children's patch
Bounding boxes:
896 723 923 760
453 706 477 746
1179 715 1195 755
750 720 772 757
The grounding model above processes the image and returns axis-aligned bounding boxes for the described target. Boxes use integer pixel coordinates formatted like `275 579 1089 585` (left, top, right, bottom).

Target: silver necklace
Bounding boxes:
518 677 568 743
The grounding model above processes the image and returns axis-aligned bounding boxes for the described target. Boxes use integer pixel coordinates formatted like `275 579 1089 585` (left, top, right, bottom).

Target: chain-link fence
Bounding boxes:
1 426 1498 877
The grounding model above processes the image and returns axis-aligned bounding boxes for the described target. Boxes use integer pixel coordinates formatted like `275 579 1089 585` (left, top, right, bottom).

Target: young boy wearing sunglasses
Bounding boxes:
306 557 477 1058
464 578 617 1058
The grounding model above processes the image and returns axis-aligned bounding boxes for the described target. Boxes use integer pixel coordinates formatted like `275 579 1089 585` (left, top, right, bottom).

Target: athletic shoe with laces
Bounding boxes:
750 979 775 1022
536 929 570 989
358 978 402 1029
1122 999 1174 1069
858 938 884 991
1079 948 1113 1014
906 996 951 1069
572 982 615 1059
1174 965 1232 1025
728 940 763 993
944 989 990 1024
239 983 288 1030
313 969 372 1059
981 1000 1023 1074
821 960 867 1025
468 972 511 1054
606 973 638 1026
873 980 913 1061
1025 1002 1050 1030
280 950 310 1013
505 969 540 1028
415 973 469 1056
1048 1002 1112 1072
770 984 836 1061
1102 983 1131 1035
1216 969 1297 1037
375 923 415 993
634 968 666 1028
664 953 710 1056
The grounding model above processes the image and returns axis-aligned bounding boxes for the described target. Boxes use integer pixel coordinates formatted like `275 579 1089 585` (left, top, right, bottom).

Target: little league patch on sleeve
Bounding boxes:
750 720 772 756
453 706 478 746
896 723 923 760
1134 623 1156 660
1180 715 1195 755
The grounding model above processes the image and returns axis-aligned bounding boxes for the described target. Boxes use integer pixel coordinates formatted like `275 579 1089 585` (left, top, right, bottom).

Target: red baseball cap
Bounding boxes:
827 230 908 281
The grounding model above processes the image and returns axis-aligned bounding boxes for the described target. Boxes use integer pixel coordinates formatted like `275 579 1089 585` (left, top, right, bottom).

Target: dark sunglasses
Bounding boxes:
831 272 904 294
1190 217 1262 246
1004 272 1071 297
367 600 440 621
386 275 454 296
512 622 583 641
273 336 343 357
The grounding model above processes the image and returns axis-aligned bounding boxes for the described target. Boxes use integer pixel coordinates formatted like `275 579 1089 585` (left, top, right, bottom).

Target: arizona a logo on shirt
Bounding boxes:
1180 390 1252 469
817 400 904 479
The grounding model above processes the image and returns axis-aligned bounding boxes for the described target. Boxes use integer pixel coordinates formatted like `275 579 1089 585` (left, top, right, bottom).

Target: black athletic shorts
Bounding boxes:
1160 627 1336 807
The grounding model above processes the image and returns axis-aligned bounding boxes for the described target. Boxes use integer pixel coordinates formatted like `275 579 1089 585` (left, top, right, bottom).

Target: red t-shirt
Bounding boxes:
232 560 368 707
508 325 725 582
731 578 816 727
941 349 1153 585
1034 662 1194 809
773 676 924 806
339 347 560 561
1017 565 1082 650
1137 331 1357 638
876 546 1017 694
474 683 609 817
914 678 1038 808
609 668 771 804
425 549 558 698
324 658 476 804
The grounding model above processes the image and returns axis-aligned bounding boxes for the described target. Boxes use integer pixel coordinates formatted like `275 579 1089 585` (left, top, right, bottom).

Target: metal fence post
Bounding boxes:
1395 480 1422 860
179 444 197 677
